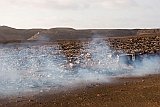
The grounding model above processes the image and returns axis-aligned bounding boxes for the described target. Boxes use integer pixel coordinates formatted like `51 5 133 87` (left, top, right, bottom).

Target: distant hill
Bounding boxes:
0 26 46 42
27 28 140 40
0 26 160 42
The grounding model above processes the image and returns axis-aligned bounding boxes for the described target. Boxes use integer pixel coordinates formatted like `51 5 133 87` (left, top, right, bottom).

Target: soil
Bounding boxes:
0 74 160 107
0 27 160 107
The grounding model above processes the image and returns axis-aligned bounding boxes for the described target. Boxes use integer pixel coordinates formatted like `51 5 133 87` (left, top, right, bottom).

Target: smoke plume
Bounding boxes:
0 38 159 97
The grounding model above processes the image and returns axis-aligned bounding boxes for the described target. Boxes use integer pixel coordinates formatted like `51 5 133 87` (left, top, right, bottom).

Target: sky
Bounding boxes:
0 0 160 29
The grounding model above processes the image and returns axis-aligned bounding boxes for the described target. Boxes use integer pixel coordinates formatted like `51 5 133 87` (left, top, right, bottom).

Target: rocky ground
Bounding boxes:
0 38 159 107
0 27 160 107
0 74 160 107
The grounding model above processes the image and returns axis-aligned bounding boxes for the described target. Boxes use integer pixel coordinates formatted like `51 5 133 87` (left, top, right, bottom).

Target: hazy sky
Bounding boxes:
0 0 160 29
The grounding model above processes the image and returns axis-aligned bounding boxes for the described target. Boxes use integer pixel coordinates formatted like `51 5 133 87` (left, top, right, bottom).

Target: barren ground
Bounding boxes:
0 74 160 107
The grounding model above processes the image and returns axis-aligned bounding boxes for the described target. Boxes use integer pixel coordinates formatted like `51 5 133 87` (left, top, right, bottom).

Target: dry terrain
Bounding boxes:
0 74 160 107
0 26 160 107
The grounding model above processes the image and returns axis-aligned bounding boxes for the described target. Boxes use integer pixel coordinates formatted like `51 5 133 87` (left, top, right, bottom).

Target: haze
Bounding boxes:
0 0 160 29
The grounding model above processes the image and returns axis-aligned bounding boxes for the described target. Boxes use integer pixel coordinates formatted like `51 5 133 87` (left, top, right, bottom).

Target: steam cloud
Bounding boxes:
0 39 159 97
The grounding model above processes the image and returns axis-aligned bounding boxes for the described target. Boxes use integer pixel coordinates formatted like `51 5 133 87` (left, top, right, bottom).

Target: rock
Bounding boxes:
97 94 100 97
40 90 43 93
142 79 145 82
29 99 34 102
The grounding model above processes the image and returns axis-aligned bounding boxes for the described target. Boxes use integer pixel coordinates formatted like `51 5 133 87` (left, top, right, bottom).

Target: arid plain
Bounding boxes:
0 26 160 107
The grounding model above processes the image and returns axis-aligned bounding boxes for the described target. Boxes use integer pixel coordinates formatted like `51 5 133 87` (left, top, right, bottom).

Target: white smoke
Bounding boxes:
132 55 160 76
0 38 159 97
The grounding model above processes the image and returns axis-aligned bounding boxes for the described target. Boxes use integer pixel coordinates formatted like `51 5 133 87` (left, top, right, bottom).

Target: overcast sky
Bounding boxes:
0 0 160 29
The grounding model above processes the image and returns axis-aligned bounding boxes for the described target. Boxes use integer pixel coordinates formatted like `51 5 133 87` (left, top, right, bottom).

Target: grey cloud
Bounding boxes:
0 0 139 10
41 0 139 10
99 0 138 9
0 0 92 10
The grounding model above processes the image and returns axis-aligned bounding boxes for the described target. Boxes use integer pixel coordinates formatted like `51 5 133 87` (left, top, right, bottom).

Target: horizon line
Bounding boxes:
0 25 160 30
